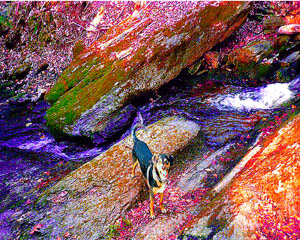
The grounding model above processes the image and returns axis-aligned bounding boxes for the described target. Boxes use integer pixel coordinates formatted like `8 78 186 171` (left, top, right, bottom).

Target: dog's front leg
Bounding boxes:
159 192 167 213
150 190 155 219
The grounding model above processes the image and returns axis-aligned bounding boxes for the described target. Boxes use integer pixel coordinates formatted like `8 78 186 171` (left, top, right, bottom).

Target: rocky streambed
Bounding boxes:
1 1 300 240
1 74 299 239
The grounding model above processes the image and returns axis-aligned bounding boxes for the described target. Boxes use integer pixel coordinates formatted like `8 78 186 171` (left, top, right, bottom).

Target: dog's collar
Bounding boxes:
147 164 166 187
152 164 166 183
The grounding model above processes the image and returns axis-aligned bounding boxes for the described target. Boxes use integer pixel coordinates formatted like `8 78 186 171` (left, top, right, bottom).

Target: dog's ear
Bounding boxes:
167 154 174 166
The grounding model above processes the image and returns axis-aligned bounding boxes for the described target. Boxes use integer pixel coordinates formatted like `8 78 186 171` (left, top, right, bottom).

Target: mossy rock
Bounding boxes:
227 40 274 79
45 2 251 142
227 40 273 70
263 15 285 32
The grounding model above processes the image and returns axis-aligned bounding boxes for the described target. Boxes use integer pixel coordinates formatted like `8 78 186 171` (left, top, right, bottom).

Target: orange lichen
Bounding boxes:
229 114 300 238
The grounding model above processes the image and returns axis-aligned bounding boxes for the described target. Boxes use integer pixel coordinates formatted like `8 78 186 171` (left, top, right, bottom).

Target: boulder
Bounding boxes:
278 24 300 34
180 113 300 239
35 117 200 239
45 2 251 141
8 62 32 81
227 40 273 76
204 51 220 69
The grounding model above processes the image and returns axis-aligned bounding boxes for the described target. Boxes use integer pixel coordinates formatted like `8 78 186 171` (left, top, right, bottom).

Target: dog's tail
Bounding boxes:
132 112 145 142
131 123 140 142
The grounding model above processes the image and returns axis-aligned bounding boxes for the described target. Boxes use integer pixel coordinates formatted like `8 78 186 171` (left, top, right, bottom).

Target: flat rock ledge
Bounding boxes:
38 116 200 239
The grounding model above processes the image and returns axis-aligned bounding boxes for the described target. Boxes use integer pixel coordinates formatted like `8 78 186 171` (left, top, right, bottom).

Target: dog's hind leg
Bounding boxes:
131 160 138 178
131 151 138 178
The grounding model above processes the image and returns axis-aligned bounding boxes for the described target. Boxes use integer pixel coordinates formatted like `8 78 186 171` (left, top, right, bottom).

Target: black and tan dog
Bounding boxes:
131 121 174 219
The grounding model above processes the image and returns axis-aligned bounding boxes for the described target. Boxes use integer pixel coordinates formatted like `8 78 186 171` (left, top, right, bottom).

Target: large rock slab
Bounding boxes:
45 2 251 141
35 117 200 239
181 113 300 239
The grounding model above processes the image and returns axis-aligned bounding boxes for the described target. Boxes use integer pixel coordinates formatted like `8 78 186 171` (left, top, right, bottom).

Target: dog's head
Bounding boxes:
152 154 174 181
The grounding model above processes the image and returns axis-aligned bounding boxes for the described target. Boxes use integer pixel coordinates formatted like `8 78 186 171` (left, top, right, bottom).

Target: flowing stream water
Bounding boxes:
0 75 299 238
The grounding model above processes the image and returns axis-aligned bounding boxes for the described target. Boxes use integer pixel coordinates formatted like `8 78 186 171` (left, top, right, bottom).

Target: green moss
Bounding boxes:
8 198 26 210
45 67 120 132
45 81 67 104
73 40 85 59
255 62 271 79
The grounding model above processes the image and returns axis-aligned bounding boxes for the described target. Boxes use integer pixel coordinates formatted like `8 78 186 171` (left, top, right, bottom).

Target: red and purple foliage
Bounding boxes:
113 171 208 239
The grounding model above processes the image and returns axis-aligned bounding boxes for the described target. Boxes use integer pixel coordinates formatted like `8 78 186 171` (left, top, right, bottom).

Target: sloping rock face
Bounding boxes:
35 117 200 239
181 113 300 239
45 2 251 141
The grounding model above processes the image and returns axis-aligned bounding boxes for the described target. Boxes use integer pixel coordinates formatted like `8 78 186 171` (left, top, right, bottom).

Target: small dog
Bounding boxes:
131 121 174 219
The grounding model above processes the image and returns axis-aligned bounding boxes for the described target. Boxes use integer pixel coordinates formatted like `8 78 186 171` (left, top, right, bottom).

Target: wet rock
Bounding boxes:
181 113 300 239
91 104 136 145
8 62 32 81
226 39 275 80
273 35 291 53
227 40 273 72
5 31 21 49
280 51 300 66
263 15 285 33
36 63 49 75
278 24 300 35
36 116 200 239
45 2 251 142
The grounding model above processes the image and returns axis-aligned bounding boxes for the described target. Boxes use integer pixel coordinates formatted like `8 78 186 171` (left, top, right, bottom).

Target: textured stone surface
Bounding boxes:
181 113 300 239
227 40 273 72
45 2 251 141
37 117 200 239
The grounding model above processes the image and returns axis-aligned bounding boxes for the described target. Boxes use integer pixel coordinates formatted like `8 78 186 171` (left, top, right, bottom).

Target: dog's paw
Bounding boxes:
131 174 135 179
161 206 167 213
150 214 156 219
